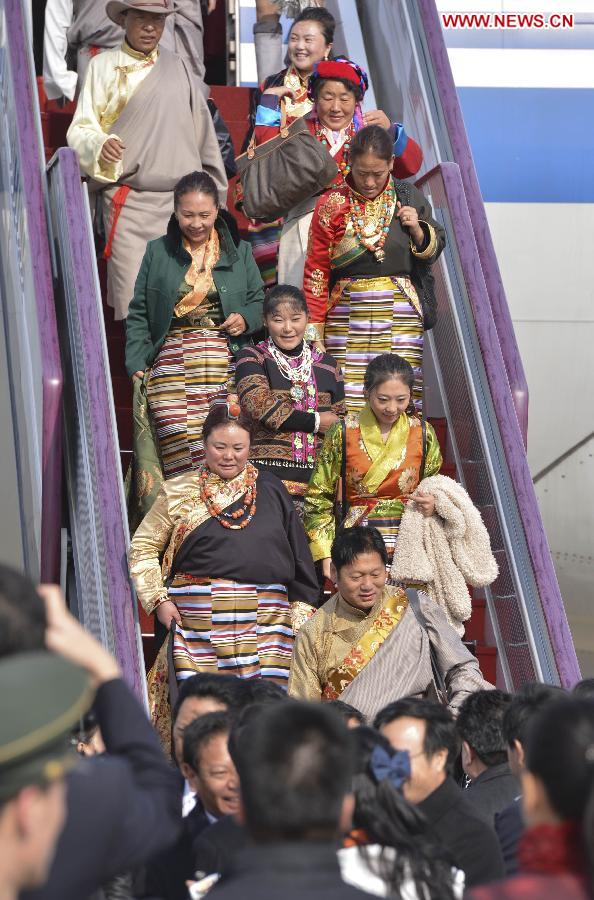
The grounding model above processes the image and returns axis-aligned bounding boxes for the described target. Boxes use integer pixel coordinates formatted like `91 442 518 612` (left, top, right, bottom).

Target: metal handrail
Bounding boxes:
418 162 580 688
355 0 529 444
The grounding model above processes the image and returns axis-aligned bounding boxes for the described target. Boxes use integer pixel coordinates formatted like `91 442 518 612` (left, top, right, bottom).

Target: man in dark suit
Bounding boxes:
204 701 378 900
457 690 520 825
496 682 566 875
375 697 504 888
141 711 240 899
189 683 291 884
0 565 181 900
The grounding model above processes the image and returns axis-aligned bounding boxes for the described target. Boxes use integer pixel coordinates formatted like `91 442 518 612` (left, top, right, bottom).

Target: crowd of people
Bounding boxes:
3 568 594 900
8 1 589 898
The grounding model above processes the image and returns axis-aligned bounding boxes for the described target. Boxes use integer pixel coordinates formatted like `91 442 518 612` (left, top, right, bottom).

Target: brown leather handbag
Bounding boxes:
235 104 339 221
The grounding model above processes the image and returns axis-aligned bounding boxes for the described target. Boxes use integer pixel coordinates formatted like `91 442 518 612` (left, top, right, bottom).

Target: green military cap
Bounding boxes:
0 652 95 803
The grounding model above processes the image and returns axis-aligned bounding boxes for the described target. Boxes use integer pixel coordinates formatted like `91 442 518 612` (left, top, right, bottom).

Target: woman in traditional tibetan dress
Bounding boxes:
125 171 264 482
253 57 423 289
238 7 336 286
236 284 345 515
129 402 319 693
303 125 445 413
304 354 442 583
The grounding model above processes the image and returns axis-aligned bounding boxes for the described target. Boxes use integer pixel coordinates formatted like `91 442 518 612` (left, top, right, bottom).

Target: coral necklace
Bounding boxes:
198 463 258 530
348 177 396 262
315 119 355 178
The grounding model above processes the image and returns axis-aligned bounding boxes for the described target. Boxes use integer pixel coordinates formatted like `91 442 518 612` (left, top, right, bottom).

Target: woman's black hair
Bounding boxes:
363 353 414 395
202 403 254 444
291 7 335 45
351 727 456 900
350 124 394 164
525 697 594 894
263 284 308 318
173 170 219 210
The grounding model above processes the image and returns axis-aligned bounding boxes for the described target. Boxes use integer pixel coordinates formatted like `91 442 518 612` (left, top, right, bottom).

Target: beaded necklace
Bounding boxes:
198 463 258 530
348 177 396 262
314 119 355 179
266 338 320 466
267 338 313 401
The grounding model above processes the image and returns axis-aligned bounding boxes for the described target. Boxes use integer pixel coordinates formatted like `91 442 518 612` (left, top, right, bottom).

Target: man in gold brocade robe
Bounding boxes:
288 526 491 722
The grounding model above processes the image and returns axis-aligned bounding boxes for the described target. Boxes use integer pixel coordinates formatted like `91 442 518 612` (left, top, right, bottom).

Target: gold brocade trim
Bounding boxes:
359 404 410 495
282 480 308 496
318 190 347 229
101 43 159 129
411 221 439 259
121 40 160 61
174 230 220 317
392 275 422 318
322 589 409 699
331 220 358 261
308 269 326 298
146 634 172 756
290 600 316 634
282 67 313 120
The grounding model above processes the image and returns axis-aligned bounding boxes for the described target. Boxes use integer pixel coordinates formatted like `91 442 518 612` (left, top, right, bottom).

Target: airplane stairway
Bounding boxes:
1 0 578 696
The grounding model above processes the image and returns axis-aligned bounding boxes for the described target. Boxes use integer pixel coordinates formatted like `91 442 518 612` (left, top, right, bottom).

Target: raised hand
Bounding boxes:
396 200 424 246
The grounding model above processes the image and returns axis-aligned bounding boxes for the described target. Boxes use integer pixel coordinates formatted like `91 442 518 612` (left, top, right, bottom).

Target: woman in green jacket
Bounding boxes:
126 170 265 480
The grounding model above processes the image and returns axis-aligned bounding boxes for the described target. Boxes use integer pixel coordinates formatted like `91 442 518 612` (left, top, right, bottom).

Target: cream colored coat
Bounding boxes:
390 474 498 635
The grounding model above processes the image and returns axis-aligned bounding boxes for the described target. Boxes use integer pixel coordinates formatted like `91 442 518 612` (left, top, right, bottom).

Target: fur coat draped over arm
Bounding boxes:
390 474 498 635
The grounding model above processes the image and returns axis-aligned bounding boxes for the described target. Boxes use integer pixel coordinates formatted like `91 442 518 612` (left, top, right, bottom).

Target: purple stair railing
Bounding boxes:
4 0 63 581
46 147 147 704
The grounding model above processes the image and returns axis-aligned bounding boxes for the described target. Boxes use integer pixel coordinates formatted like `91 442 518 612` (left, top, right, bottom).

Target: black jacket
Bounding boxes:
22 679 181 900
193 816 247 879
207 841 378 900
139 802 211 900
465 763 521 826
495 796 524 876
417 776 505 888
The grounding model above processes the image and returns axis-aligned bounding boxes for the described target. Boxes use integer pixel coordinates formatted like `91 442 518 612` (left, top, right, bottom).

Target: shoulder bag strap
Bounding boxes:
420 417 427 481
167 621 179 712
406 588 448 705
340 418 348 521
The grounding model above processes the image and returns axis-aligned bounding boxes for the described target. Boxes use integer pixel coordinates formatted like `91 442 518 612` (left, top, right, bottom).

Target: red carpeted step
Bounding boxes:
107 332 128 378
210 85 254 233
464 597 486 643
427 416 447 452
112 374 133 409
474 645 497 683
141 636 157 675
440 461 457 479
115 406 133 452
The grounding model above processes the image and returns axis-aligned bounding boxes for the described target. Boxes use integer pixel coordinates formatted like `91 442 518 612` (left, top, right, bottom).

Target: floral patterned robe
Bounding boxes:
303 406 442 564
